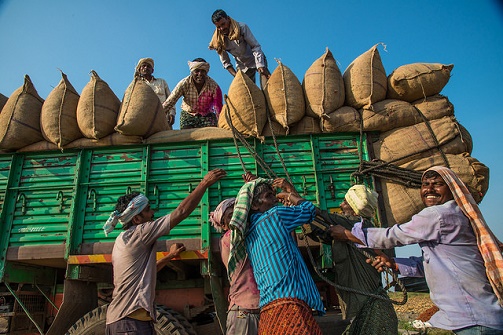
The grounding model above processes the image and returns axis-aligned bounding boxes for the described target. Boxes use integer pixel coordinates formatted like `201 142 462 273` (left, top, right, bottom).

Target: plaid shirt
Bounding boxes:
163 75 222 117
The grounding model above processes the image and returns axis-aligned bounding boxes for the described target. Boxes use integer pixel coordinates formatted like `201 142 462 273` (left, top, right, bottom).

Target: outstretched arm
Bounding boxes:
170 169 227 229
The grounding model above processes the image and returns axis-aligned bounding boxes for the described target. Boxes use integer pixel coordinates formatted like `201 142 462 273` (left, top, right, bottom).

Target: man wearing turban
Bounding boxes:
209 9 270 87
330 166 503 334
162 58 222 129
135 57 176 125
104 169 226 335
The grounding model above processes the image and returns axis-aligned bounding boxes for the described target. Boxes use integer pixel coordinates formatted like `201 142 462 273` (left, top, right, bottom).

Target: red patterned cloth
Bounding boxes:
258 298 322 335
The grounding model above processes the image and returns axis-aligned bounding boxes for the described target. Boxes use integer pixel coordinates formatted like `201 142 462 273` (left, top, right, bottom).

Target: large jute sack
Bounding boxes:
0 75 45 150
303 48 345 118
373 116 471 165
41 71 82 148
264 60 305 129
145 127 234 144
343 43 387 109
380 153 489 225
115 77 169 137
219 71 266 139
66 133 143 149
262 119 288 137
379 180 423 226
77 70 120 139
412 94 454 120
289 116 322 135
0 92 8 112
17 140 59 152
322 106 360 133
387 63 454 102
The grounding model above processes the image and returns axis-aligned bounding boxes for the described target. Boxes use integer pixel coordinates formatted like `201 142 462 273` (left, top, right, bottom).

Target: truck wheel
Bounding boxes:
65 304 196 335
156 305 197 335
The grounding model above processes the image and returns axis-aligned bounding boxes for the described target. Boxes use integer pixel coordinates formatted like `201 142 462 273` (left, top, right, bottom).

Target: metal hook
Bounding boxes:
17 192 27 215
56 191 64 213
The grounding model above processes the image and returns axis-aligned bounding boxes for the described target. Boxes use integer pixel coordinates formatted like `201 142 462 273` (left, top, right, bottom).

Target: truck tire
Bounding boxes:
65 304 196 335
155 305 197 335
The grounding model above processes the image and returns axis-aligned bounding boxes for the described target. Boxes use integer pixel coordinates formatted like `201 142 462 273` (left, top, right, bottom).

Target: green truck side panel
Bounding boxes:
0 133 370 283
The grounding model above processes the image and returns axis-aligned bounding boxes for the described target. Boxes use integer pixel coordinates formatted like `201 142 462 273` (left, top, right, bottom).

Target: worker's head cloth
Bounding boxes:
344 184 378 218
188 60 210 73
425 166 503 306
103 193 149 236
209 198 236 232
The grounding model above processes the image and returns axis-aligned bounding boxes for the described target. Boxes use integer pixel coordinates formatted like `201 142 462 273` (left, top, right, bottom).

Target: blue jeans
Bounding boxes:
454 325 503 335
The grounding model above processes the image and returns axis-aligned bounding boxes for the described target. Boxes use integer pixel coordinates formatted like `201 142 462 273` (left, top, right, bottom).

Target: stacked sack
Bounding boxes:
313 44 487 225
0 70 234 153
0 45 490 226
217 43 489 226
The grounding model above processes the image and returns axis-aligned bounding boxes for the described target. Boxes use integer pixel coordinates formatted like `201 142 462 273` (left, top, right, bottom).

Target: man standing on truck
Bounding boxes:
162 58 222 130
209 9 271 87
228 177 324 334
135 57 176 126
103 168 227 335
329 166 503 334
210 196 260 335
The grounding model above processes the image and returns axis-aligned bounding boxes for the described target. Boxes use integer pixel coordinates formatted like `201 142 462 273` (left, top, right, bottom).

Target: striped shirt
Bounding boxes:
162 75 222 117
246 201 325 314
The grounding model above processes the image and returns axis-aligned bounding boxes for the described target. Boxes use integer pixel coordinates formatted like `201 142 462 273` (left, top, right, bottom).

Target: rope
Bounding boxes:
301 225 408 305
224 93 406 305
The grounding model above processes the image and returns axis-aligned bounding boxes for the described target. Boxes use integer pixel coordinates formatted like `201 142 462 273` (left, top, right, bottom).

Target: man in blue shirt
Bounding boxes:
228 178 324 334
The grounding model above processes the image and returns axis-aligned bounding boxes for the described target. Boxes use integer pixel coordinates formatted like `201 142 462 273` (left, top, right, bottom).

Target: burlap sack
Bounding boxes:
0 75 45 150
290 116 322 135
322 106 360 133
264 60 305 128
0 92 8 112
40 71 82 148
218 105 230 130
219 71 266 139
262 119 288 137
387 63 454 102
303 48 345 118
360 100 424 132
380 153 489 225
115 77 169 137
380 180 423 226
17 140 59 152
412 94 454 120
343 44 387 109
66 133 143 148
373 116 470 165
145 127 234 144
77 70 120 139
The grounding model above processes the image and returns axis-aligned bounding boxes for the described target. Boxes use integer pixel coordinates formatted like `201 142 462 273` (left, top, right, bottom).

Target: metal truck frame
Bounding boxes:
0 132 372 334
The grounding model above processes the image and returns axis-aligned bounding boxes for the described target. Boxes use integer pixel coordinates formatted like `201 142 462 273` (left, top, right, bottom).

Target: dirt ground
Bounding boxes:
390 292 455 335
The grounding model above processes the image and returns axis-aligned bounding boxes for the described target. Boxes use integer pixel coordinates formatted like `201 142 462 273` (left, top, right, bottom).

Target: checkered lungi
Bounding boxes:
258 298 322 335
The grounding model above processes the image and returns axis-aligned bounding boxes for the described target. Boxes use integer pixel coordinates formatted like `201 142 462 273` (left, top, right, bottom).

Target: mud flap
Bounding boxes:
46 279 97 335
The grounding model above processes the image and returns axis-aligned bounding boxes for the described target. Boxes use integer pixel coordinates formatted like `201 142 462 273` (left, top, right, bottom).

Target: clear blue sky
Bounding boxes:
1 0 502 256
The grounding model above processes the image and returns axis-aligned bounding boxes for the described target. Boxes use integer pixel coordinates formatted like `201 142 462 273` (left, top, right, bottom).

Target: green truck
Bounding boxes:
0 131 374 335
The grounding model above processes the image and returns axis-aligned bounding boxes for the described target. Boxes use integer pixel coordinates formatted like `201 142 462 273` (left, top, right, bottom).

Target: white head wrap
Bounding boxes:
103 194 149 236
209 198 235 232
344 185 378 218
188 60 210 73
